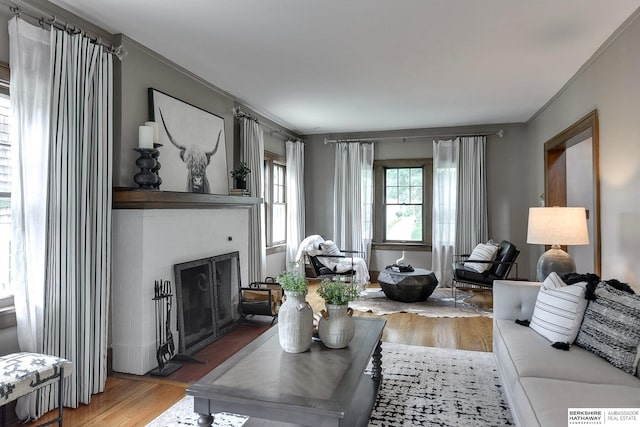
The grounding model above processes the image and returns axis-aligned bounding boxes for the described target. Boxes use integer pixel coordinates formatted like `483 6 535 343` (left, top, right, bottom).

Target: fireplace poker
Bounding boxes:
166 280 175 356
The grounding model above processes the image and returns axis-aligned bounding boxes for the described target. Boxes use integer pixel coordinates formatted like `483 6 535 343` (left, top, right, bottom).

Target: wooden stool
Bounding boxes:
0 352 72 426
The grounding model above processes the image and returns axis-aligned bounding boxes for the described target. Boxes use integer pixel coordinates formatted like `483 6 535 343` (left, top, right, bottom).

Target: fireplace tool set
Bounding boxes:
149 279 182 376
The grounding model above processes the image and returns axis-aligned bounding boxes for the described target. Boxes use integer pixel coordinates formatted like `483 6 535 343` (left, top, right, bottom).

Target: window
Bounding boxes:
385 167 423 241
264 151 286 250
272 163 286 244
373 159 433 249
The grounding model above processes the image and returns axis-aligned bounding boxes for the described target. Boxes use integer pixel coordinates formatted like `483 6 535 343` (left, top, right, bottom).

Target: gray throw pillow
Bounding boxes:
576 283 640 375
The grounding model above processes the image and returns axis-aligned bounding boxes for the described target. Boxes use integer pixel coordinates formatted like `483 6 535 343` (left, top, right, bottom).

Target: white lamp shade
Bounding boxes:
527 207 589 246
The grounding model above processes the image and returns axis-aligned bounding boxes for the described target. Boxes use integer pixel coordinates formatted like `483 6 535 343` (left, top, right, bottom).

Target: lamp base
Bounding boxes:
536 246 576 282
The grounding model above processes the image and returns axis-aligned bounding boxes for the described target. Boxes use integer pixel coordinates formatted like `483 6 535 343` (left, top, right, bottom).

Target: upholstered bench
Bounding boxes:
0 352 72 426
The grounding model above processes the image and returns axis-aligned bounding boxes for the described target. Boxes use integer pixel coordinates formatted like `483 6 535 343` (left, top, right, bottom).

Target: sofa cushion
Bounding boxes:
529 278 588 344
519 377 640 427
576 283 640 375
494 319 640 387
464 242 499 273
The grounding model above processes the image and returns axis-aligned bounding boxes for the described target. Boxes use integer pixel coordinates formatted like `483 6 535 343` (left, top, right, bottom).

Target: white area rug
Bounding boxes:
146 405 247 427
147 343 513 426
349 287 493 317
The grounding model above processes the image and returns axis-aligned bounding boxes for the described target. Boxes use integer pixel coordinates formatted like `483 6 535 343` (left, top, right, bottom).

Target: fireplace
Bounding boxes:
174 251 240 356
111 192 260 375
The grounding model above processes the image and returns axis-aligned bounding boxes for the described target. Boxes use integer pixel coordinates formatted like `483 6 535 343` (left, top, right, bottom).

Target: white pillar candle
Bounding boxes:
144 121 159 144
138 125 154 149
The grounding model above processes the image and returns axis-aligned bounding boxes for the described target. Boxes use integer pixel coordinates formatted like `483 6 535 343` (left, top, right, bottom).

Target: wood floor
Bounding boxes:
23 283 493 427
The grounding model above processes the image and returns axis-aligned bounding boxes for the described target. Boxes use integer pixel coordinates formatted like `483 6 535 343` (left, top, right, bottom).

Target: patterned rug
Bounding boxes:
146 343 513 426
349 287 493 317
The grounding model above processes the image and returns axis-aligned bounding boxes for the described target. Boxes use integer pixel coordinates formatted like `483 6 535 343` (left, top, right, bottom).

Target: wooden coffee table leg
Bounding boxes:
371 340 383 380
197 413 214 426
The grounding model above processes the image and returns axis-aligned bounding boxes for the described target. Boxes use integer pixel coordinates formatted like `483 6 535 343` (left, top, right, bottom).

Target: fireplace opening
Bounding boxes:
174 251 240 356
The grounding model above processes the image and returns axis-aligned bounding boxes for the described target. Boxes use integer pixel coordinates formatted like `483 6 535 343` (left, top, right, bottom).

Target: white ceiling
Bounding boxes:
49 0 640 135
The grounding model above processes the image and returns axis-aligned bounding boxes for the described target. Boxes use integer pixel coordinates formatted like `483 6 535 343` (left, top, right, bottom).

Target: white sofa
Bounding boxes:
493 280 640 427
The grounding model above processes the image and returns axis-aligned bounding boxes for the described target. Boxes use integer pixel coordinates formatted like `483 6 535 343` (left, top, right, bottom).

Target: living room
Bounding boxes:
1 1 640 426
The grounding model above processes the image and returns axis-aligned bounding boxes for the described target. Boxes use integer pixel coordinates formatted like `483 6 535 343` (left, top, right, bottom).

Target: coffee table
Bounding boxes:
378 267 439 302
187 317 386 426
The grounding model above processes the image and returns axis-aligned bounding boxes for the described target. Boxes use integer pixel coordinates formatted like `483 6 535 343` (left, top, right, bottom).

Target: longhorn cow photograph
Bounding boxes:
149 88 228 194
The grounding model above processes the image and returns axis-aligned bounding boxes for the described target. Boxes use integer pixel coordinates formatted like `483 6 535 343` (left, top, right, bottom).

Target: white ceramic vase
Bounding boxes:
318 304 356 349
278 290 313 353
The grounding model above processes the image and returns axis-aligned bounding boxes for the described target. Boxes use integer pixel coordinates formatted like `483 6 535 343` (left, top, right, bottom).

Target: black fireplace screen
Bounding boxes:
173 251 240 356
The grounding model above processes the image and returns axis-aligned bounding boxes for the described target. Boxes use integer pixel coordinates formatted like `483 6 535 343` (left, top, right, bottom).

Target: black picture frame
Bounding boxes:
149 88 228 194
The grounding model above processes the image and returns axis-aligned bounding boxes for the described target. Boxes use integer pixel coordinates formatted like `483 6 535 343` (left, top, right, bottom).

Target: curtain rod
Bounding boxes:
323 129 504 144
233 108 303 143
5 3 127 60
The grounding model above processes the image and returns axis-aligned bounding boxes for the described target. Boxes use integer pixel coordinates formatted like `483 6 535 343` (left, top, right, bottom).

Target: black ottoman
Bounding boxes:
378 268 439 302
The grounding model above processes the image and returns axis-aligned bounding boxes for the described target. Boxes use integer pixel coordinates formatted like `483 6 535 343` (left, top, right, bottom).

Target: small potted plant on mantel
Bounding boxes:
276 268 313 353
317 278 361 349
230 162 251 190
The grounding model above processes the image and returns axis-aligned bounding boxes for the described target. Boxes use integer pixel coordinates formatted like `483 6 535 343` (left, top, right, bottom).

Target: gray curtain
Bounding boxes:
285 140 305 268
240 117 265 281
333 142 374 259
431 139 459 288
360 143 374 263
455 136 488 254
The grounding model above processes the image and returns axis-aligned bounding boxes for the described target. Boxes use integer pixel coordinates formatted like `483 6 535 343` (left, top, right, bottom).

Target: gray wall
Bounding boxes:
304 123 531 277
0 8 10 63
527 10 640 291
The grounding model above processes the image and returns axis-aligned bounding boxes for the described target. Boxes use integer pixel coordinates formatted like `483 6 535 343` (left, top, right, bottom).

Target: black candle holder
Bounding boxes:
133 147 160 190
151 143 163 190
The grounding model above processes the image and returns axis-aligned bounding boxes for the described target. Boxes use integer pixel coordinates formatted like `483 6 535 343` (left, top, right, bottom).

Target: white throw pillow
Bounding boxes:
463 243 499 273
542 271 567 290
530 281 588 344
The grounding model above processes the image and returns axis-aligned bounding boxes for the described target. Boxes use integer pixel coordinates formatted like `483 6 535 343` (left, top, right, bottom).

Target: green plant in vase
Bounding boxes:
317 278 360 306
276 269 308 294
230 162 251 190
317 278 360 349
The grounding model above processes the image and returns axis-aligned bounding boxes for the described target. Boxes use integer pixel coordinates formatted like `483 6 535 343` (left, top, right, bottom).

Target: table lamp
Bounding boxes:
527 207 589 282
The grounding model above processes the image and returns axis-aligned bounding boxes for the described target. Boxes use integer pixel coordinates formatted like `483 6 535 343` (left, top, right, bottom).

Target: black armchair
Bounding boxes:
452 240 519 303
307 250 359 281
